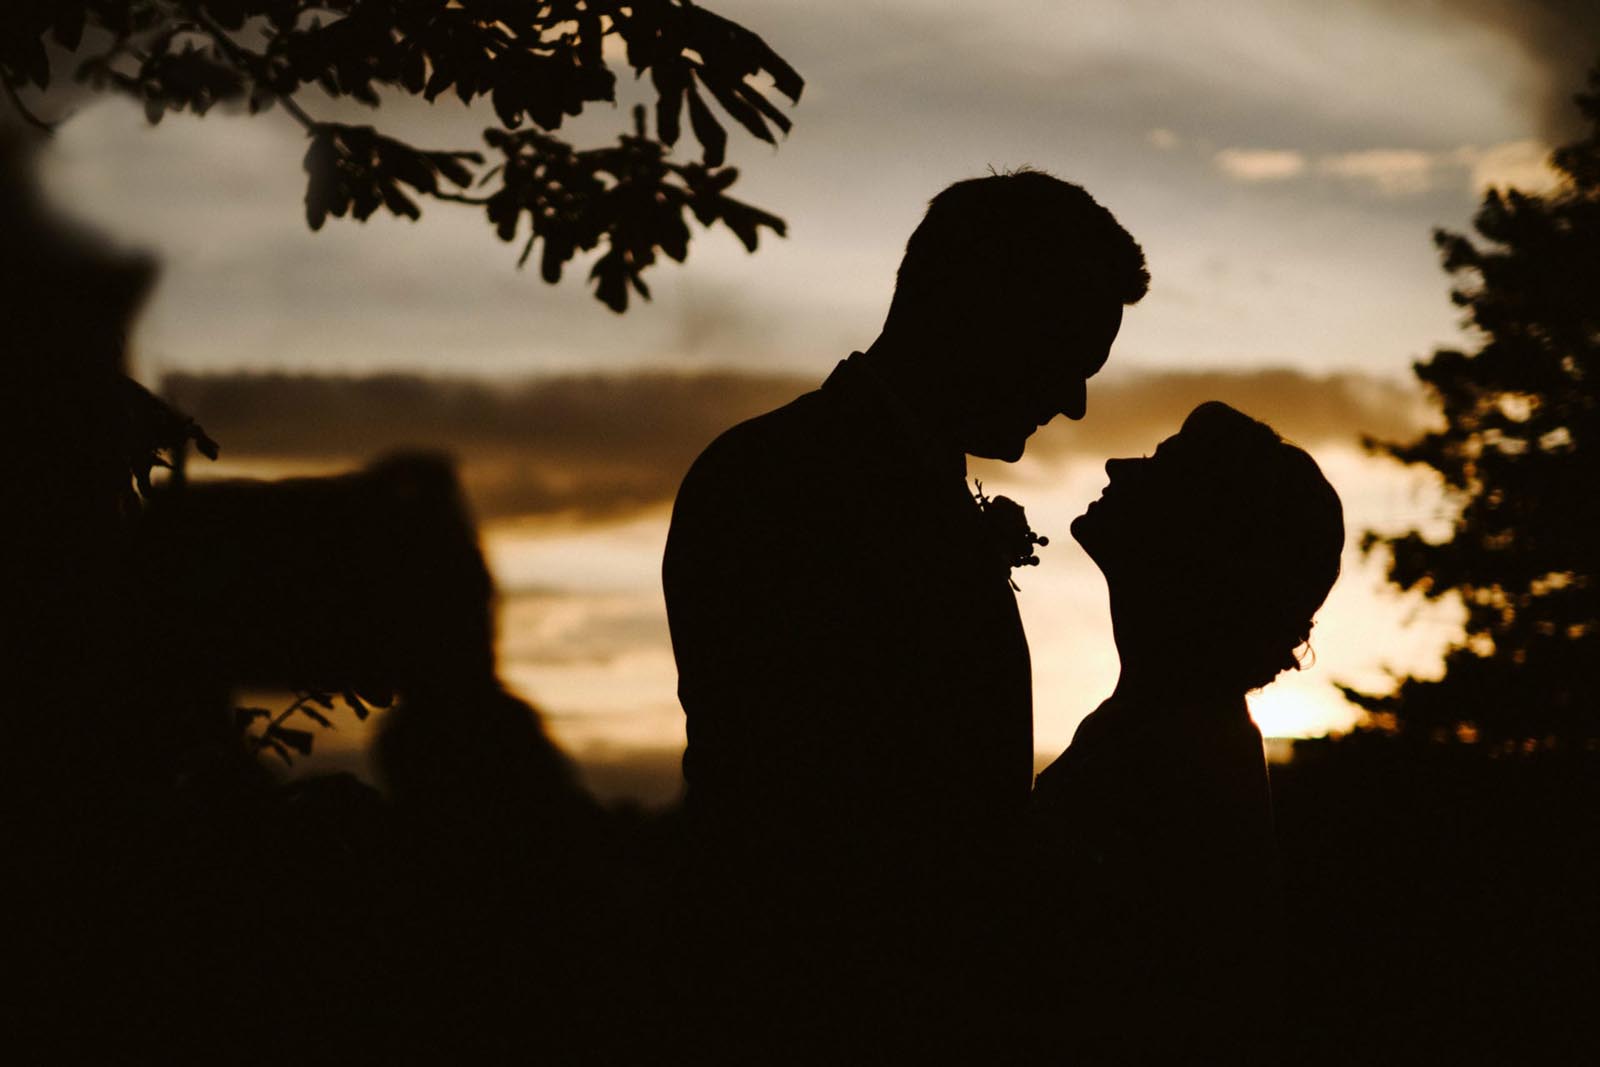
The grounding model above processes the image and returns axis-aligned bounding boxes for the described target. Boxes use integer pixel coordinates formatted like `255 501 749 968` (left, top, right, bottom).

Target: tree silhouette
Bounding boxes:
1344 65 1600 747
1 0 802 311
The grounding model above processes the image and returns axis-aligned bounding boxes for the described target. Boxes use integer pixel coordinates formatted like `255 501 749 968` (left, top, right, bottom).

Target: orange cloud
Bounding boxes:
167 367 1429 522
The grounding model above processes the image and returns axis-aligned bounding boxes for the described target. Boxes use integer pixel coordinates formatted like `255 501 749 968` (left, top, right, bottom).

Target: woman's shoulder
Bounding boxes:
1033 696 1270 830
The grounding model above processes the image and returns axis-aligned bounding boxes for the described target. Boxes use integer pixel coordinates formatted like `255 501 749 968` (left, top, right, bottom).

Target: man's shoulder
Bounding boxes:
665 384 847 585
681 383 845 491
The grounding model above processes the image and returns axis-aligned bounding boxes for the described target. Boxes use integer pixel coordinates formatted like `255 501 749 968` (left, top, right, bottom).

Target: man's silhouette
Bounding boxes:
661 169 1147 1056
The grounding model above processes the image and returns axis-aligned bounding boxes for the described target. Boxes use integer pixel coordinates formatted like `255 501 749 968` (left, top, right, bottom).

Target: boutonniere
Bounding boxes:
972 480 1049 590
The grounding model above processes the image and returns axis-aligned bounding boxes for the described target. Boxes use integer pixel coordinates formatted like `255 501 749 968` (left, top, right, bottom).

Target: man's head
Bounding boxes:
882 169 1148 461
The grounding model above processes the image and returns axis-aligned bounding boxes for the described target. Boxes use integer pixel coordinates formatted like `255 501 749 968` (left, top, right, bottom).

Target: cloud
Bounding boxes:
1146 128 1181 150
163 370 813 522
1215 140 1564 196
1011 367 1429 466
1415 0 1600 141
1457 139 1564 194
1214 148 1308 182
1318 149 1437 196
166 367 1430 522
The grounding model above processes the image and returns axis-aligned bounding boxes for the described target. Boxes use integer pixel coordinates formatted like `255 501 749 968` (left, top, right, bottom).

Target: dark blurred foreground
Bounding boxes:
11 710 1597 1065
1274 735 1600 1066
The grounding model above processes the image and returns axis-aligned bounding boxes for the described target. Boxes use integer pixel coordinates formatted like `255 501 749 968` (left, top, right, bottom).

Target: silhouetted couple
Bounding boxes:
663 170 1345 1063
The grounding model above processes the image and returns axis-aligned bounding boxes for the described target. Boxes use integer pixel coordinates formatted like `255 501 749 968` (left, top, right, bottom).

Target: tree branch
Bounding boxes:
433 191 493 205
190 9 319 133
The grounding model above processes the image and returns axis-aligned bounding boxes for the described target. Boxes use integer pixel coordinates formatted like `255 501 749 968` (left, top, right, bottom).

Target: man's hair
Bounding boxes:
885 168 1149 329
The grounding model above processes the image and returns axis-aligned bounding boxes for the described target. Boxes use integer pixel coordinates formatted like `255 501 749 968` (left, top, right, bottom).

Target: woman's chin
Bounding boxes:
1069 510 1095 546
1071 509 1120 572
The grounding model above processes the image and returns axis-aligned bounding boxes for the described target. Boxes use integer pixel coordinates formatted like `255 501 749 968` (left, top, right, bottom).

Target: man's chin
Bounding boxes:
967 438 1028 463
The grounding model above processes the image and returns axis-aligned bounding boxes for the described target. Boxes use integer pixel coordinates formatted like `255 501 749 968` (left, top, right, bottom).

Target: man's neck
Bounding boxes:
859 333 965 473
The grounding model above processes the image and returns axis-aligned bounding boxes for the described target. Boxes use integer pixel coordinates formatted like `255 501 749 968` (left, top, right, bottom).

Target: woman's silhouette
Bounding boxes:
1029 401 1343 1064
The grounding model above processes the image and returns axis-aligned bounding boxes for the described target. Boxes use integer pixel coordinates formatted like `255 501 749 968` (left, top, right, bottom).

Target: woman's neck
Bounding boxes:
1108 588 1245 709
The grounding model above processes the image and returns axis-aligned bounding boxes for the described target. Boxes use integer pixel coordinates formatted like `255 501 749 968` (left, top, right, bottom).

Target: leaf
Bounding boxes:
652 63 686 146
342 690 371 721
297 704 333 729
700 71 773 145
486 187 520 242
248 82 276 115
659 213 690 262
402 47 426 94
590 249 630 312
381 182 421 220
424 63 453 101
719 199 786 252
685 6 803 102
357 685 394 708
737 82 792 136
235 707 271 730
685 82 726 168
428 150 480 188
492 83 522 128
388 147 438 194
302 131 340 230
268 726 315 756
764 51 805 103
207 0 248 31
577 12 605 69
541 233 570 283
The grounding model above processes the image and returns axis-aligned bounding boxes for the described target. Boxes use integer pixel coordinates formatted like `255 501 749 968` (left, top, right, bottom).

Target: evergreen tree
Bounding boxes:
1345 65 1600 747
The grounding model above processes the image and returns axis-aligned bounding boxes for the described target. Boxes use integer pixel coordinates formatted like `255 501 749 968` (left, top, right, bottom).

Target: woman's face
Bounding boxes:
1070 405 1263 584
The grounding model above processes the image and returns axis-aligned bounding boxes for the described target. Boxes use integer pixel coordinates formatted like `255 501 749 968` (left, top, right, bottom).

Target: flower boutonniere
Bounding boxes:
973 480 1049 590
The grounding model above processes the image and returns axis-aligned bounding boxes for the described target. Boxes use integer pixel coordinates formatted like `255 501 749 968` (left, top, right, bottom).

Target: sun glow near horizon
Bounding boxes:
481 442 1462 781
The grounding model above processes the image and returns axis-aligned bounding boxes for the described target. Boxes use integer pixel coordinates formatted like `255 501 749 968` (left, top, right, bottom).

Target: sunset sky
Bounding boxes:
27 0 1600 801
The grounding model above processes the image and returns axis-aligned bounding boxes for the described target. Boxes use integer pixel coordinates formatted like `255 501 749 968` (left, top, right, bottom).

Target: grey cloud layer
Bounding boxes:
166 368 1427 522
1414 0 1600 140
37 0 1572 387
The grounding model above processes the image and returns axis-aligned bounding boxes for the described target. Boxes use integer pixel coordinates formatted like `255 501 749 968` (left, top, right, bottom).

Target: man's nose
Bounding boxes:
1058 379 1087 421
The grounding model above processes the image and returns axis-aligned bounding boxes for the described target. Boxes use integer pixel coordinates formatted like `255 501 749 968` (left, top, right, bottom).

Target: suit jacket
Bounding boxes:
663 352 1033 908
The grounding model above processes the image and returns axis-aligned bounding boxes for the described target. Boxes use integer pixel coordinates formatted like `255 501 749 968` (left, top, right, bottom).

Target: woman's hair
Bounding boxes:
1179 402 1345 692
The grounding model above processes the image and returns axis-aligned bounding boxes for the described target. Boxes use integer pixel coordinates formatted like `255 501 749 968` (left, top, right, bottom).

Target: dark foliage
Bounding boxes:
1345 65 1600 744
2 0 801 310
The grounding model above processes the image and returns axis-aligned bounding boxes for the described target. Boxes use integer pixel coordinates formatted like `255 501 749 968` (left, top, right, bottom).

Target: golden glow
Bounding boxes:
229 432 1465 805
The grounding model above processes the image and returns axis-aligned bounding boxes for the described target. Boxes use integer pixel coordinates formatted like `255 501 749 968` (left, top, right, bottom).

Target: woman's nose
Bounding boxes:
1105 456 1151 488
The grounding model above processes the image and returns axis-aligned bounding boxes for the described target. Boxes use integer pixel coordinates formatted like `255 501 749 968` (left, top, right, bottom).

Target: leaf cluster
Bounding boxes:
237 685 392 766
3 0 803 310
